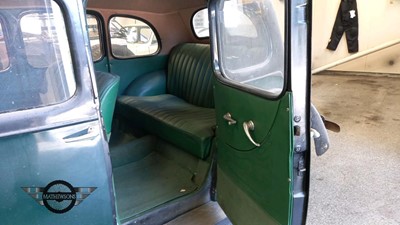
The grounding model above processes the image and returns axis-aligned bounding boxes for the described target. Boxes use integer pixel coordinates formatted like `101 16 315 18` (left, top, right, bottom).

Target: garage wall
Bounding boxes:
312 0 400 74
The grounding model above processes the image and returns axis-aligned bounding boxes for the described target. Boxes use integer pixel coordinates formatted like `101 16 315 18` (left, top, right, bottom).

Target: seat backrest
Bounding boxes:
95 71 120 140
167 43 214 108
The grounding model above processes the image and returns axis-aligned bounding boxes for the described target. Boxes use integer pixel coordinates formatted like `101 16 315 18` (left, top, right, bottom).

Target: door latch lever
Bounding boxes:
223 112 237 125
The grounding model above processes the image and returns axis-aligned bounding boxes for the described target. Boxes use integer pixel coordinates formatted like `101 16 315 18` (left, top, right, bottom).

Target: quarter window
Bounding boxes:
192 8 209 38
109 16 159 58
87 14 103 61
0 22 9 71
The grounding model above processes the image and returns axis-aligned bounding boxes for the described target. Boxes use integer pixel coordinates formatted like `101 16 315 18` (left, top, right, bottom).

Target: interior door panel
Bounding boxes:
214 82 284 151
215 81 294 224
209 0 312 224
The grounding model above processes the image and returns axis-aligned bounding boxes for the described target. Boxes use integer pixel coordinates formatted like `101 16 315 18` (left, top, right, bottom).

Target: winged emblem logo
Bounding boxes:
22 180 97 214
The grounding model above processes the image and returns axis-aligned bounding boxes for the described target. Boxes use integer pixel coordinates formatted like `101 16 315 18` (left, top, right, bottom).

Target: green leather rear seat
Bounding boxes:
117 43 215 159
96 71 120 141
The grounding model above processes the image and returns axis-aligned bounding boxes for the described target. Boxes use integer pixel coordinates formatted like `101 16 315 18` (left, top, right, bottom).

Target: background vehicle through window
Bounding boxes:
87 14 103 61
109 16 159 58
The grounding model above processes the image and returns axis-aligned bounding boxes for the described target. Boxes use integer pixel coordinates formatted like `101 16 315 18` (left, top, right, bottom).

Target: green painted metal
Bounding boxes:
0 121 115 224
0 1 116 223
94 57 110 72
109 55 168 95
214 81 294 225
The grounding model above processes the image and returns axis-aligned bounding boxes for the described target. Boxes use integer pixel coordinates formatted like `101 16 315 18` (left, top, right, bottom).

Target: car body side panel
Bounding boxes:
0 121 115 225
0 1 116 223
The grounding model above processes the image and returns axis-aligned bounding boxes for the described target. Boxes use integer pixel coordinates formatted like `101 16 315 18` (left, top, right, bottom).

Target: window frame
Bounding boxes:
0 17 10 72
107 15 161 59
209 0 289 101
8 6 78 112
0 0 99 138
86 11 105 62
191 7 210 39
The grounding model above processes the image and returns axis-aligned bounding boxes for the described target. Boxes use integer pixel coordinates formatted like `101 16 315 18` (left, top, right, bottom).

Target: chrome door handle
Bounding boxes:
243 121 260 147
223 112 237 125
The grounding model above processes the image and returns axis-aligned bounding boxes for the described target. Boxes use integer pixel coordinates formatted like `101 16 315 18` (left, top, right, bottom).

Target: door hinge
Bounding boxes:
297 156 306 176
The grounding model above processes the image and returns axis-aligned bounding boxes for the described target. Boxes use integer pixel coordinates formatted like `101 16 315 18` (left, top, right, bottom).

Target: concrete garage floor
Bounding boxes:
307 74 400 225
167 74 400 225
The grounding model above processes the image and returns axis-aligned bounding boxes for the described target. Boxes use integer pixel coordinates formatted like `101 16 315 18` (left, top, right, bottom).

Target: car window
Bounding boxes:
109 16 159 58
192 8 209 38
0 0 76 113
87 14 103 61
0 22 9 71
215 0 285 96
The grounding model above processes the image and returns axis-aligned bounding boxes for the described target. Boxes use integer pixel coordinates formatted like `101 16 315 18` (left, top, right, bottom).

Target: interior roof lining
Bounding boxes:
87 0 207 14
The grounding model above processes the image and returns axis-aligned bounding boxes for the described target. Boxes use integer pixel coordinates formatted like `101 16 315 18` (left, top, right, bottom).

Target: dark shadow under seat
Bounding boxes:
117 94 215 159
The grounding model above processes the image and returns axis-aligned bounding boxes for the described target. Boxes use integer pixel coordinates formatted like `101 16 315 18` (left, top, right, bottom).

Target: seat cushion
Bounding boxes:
117 94 215 159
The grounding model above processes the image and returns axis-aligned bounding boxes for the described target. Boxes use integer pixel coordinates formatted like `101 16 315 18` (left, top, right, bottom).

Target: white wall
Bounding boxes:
312 0 400 74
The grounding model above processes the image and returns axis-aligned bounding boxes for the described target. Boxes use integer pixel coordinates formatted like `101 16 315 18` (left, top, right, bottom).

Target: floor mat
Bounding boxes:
164 202 229 225
113 151 198 222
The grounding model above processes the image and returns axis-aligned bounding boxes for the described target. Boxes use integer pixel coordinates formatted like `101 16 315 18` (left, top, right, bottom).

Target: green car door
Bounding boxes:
209 0 311 224
0 0 116 224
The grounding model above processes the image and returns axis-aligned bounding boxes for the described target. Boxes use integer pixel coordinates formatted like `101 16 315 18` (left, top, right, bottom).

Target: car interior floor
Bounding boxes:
109 132 212 223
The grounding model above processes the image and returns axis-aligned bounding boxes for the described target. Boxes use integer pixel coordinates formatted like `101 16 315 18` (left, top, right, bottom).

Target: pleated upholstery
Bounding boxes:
167 43 214 108
117 95 215 159
116 43 215 159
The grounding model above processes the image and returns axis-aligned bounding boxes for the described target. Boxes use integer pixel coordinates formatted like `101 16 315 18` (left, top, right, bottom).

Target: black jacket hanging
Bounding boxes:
327 0 359 53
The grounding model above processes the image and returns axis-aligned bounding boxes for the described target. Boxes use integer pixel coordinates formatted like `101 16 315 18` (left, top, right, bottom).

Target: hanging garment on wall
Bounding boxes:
327 0 359 53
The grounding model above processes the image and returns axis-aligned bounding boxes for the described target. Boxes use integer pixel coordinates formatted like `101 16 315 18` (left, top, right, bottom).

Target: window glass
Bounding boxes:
109 16 159 58
193 8 209 38
0 0 76 113
87 14 103 61
216 0 285 96
0 22 9 71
